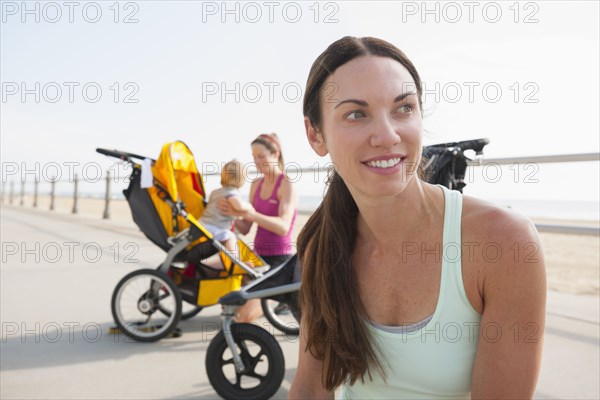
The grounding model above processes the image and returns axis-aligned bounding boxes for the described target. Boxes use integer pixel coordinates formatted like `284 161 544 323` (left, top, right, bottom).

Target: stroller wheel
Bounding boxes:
206 323 285 399
261 299 300 336
111 269 182 342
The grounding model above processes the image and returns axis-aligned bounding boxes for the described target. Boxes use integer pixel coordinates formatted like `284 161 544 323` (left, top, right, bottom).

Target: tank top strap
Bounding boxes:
270 173 285 201
440 184 462 252
253 178 263 204
438 184 472 312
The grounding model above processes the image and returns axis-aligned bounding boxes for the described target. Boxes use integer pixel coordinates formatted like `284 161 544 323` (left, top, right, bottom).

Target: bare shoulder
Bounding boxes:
277 174 297 199
461 194 546 300
281 174 296 191
461 194 539 246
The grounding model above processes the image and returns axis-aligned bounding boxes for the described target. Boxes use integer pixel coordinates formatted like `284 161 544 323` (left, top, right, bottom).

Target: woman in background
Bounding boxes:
220 133 297 322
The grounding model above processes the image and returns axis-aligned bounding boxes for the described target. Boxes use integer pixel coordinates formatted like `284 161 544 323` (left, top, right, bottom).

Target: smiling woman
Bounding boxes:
289 36 546 400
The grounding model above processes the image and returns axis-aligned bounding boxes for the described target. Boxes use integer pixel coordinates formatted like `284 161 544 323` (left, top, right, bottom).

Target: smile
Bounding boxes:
364 156 406 169
365 158 404 169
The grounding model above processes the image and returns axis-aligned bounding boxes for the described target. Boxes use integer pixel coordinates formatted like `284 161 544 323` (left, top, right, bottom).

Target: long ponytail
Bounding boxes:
298 36 424 391
297 170 385 389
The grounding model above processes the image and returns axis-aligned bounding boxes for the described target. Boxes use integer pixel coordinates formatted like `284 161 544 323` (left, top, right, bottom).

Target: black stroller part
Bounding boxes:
219 255 300 307
425 138 489 155
421 138 489 193
182 240 219 263
219 255 301 336
123 168 171 252
246 255 300 302
96 147 150 162
206 323 285 400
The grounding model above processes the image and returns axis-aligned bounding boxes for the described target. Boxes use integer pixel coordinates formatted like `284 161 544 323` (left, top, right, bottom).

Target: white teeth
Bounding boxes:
366 158 402 168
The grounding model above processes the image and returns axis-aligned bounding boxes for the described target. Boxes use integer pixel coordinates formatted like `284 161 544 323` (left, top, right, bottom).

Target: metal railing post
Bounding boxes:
102 171 111 219
33 180 38 208
50 177 56 211
19 180 24 206
72 174 79 214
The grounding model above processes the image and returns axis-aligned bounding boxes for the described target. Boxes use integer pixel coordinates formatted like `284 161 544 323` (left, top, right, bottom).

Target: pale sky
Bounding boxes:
1 1 599 207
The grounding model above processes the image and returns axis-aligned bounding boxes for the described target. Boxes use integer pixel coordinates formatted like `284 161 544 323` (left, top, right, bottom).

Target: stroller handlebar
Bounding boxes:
425 138 490 155
96 148 151 162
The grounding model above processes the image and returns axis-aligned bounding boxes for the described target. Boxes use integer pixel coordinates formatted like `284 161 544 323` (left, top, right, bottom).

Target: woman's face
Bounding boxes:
309 55 423 200
252 143 279 174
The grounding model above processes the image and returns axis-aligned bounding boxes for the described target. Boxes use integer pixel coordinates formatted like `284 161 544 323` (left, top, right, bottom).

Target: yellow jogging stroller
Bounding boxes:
97 141 268 342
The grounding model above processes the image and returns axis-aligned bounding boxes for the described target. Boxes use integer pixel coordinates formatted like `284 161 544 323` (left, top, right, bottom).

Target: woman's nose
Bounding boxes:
369 115 401 148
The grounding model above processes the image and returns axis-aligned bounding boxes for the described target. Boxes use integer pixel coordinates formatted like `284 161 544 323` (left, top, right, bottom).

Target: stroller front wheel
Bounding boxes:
206 323 285 399
111 268 182 342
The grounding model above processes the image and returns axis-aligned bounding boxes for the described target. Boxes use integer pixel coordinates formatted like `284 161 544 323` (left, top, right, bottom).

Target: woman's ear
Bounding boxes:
304 117 328 157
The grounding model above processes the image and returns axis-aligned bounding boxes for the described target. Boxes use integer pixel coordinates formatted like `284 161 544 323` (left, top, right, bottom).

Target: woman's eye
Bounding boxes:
345 110 366 120
398 104 414 113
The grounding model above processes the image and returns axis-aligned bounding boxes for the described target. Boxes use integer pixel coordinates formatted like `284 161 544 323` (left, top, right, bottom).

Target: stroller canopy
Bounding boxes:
153 141 207 216
123 141 207 251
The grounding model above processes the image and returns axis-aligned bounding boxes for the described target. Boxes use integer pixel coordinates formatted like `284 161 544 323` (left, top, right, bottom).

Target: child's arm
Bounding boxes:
227 195 252 213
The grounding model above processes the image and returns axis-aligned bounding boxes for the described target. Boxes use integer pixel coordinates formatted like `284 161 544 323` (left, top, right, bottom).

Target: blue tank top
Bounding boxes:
340 185 482 399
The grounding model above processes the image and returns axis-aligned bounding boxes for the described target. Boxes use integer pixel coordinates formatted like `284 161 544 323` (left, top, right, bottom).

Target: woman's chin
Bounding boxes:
349 178 416 201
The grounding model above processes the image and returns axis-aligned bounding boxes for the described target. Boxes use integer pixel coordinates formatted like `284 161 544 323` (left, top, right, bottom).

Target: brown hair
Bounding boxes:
251 133 285 171
297 36 424 390
221 159 244 188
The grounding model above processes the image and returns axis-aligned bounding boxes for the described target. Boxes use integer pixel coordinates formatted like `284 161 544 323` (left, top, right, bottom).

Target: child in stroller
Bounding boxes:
199 159 253 260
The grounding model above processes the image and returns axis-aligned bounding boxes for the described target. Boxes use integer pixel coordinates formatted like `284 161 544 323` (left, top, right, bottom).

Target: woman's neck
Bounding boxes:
355 180 444 251
262 168 283 183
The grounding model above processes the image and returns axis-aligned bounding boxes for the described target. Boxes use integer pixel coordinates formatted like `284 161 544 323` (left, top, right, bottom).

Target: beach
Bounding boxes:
6 194 599 296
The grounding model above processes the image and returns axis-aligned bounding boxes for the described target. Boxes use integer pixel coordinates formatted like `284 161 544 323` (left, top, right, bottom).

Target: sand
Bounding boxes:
5 194 599 295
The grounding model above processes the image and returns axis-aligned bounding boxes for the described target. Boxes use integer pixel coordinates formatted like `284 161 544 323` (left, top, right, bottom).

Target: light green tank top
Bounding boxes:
340 185 482 399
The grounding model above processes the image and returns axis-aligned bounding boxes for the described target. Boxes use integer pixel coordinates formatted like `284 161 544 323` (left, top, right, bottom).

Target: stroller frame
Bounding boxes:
205 254 301 399
219 258 301 371
98 143 270 342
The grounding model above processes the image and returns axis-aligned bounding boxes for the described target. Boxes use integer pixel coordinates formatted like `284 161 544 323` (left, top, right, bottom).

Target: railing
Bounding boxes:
1 152 598 236
464 153 600 235
466 153 600 165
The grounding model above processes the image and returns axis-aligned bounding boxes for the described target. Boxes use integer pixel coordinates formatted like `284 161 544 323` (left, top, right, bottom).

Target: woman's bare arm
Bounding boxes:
289 318 334 399
470 210 546 399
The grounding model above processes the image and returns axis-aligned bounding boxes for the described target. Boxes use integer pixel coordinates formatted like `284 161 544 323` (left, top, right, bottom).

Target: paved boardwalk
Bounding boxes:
1 206 598 399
